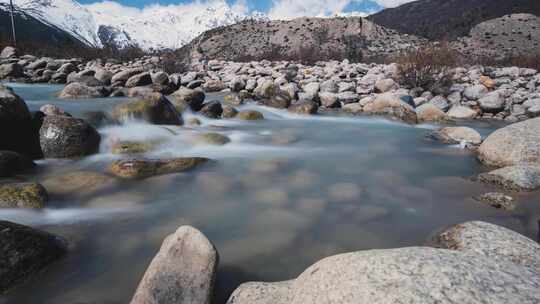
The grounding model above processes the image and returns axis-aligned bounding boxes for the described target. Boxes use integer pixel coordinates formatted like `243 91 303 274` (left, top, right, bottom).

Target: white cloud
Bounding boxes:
269 0 354 19
373 0 416 8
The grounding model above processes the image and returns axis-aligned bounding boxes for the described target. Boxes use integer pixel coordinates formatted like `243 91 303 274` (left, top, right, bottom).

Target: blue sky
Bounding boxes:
78 0 387 14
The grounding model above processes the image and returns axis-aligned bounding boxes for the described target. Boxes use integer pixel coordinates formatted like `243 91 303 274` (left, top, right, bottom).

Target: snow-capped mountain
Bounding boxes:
0 0 102 47
0 0 267 50
86 0 268 50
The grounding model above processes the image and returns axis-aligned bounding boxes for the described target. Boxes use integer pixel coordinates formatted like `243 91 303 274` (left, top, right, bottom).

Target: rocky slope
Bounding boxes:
368 0 540 41
179 17 426 63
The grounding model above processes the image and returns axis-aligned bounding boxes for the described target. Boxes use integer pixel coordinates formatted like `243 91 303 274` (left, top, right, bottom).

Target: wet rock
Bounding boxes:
0 88 40 157
416 103 446 122
478 165 540 191
81 111 113 128
433 221 540 270
0 182 48 208
200 101 223 119
227 246 540 304
473 192 515 211
363 93 417 124
130 226 218 304
39 104 70 117
236 110 264 121
436 127 482 144
111 93 182 125
447 105 478 119
223 94 244 106
111 141 154 154
0 151 35 177
186 117 202 126
125 72 152 88
222 105 238 118
196 133 231 145
169 88 205 112
58 82 108 99
0 221 66 293
109 157 209 179
94 69 113 85
478 117 540 167
260 92 291 109
288 101 318 115
39 115 101 158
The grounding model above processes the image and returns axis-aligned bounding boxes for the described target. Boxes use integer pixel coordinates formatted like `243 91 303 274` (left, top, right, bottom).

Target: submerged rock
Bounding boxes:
236 110 264 121
196 133 231 145
473 192 515 211
130 226 218 304
0 151 35 177
111 141 155 155
109 157 210 179
435 127 482 145
227 246 540 304
200 101 223 119
433 221 540 270
42 171 118 199
478 117 540 167
111 93 182 125
0 221 66 293
222 105 238 118
0 182 48 208
39 115 101 158
478 165 540 191
363 93 417 124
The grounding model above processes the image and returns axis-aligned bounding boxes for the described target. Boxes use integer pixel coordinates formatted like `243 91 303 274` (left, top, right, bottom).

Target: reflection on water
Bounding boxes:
1 83 539 304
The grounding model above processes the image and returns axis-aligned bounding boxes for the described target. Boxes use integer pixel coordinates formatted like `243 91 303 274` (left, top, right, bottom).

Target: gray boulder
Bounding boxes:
447 106 478 119
39 115 101 158
0 63 24 78
464 84 488 100
58 83 108 99
478 117 540 167
0 46 17 59
0 221 66 293
130 226 218 304
125 72 152 88
478 164 540 191
112 93 183 125
111 68 144 85
169 87 206 112
363 93 417 124
436 127 482 144
478 91 505 113
433 221 540 270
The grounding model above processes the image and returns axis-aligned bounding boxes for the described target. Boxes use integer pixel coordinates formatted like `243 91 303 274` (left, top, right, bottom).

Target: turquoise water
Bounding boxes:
1 83 539 304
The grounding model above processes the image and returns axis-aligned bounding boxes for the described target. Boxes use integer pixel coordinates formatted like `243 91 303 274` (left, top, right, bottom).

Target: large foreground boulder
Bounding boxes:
433 221 540 270
109 157 209 179
363 93 417 124
0 221 66 293
478 165 540 191
39 115 101 158
130 226 218 304
227 246 540 304
111 93 183 125
0 182 48 208
478 117 540 167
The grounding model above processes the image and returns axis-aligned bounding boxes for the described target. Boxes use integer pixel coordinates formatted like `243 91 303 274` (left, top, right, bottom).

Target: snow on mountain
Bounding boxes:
85 0 268 50
0 0 102 47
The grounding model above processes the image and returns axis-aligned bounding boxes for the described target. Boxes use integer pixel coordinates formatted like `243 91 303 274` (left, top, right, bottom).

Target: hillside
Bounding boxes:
368 0 540 40
179 17 426 63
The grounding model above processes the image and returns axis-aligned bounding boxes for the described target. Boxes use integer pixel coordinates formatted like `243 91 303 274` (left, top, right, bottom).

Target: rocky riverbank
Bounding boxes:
2 46 540 123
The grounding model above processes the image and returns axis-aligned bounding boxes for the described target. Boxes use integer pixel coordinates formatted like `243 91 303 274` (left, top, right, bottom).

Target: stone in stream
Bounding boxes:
362 93 417 124
58 82 108 99
416 103 447 122
196 133 231 145
222 105 239 118
39 115 101 158
259 92 292 109
0 86 41 157
236 110 264 121
473 192 515 211
110 141 155 154
447 105 478 119
435 127 482 145
0 151 35 177
223 93 244 106
478 117 540 167
433 221 540 270
169 87 206 112
199 101 223 119
0 182 48 208
41 171 118 199
288 101 318 115
227 246 540 304
109 157 210 179
0 221 67 293
478 165 540 191
111 93 183 125
130 226 218 304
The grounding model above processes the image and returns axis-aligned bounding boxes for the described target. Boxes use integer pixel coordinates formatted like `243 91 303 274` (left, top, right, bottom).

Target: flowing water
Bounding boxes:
1 83 540 304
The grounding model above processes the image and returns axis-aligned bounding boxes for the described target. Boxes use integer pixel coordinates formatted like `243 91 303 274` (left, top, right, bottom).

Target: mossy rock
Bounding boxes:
223 94 244 106
41 171 118 199
186 118 202 126
111 141 155 155
111 93 182 125
236 110 264 121
109 157 210 179
222 106 238 119
196 133 231 146
0 183 48 208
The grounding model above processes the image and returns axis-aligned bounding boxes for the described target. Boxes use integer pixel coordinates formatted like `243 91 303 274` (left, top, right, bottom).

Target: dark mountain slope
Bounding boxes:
368 0 540 40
